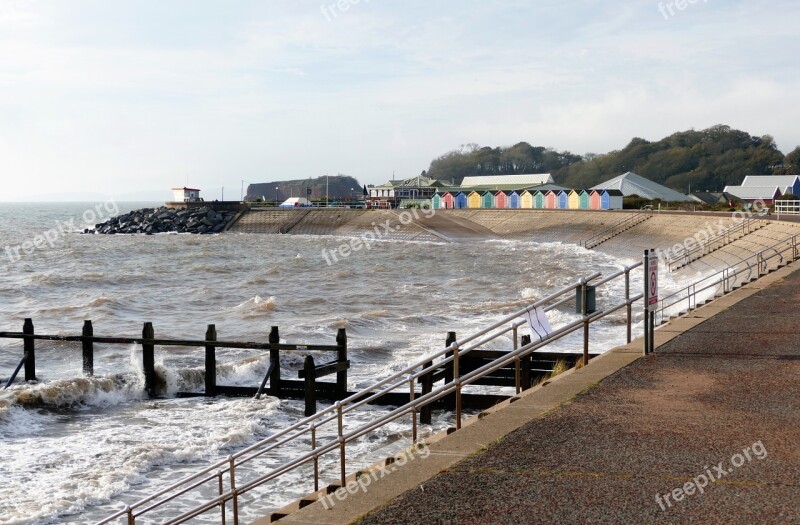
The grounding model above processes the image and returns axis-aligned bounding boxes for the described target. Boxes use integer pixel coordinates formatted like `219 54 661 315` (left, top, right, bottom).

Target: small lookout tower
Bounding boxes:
172 187 202 203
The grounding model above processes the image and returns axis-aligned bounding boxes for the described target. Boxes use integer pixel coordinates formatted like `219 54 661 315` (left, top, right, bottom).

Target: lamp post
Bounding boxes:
275 186 278 206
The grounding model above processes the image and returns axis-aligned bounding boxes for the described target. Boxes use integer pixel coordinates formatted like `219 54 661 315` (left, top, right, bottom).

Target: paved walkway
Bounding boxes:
353 269 800 524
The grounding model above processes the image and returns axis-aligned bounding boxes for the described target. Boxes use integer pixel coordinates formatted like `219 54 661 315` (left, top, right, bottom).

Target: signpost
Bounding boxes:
644 249 658 354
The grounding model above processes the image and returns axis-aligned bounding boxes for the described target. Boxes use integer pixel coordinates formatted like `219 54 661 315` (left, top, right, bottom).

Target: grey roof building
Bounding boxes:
591 172 692 202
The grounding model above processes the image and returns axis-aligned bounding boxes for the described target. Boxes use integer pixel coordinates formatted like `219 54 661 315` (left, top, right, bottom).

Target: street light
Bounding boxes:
275 186 279 206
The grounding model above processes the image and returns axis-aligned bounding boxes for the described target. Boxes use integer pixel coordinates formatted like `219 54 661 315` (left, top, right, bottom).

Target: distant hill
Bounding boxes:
246 175 362 202
423 125 800 192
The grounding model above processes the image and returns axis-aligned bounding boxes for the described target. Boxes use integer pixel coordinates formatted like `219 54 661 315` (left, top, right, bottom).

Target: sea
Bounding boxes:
0 202 700 524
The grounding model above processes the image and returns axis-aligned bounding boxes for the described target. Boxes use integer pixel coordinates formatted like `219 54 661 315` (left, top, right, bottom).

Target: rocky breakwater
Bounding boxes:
91 206 237 234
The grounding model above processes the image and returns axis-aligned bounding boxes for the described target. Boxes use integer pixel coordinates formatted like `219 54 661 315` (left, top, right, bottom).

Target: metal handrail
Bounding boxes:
656 233 800 324
581 211 651 249
666 216 765 271
97 264 642 524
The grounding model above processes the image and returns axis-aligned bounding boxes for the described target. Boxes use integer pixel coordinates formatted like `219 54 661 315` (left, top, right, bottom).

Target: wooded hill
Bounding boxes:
423 125 800 192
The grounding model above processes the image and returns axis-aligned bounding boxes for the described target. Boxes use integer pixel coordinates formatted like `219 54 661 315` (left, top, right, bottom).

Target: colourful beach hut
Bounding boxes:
508 191 520 209
579 190 591 209
494 191 508 209
520 190 534 209
442 192 455 209
455 192 467 209
601 189 624 210
431 193 442 210
545 190 557 209
568 190 581 209
557 190 569 209
468 191 482 209
589 190 602 210
481 191 495 208
534 190 545 209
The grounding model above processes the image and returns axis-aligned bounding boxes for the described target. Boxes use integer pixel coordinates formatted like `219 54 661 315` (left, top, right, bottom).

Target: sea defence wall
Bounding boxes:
229 208 800 274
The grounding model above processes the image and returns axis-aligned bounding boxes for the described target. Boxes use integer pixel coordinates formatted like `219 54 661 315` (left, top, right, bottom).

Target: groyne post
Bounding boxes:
269 326 281 396
420 359 433 424
520 335 531 390
23 318 35 382
142 322 156 398
304 355 316 416
336 328 347 398
205 324 217 397
82 320 94 376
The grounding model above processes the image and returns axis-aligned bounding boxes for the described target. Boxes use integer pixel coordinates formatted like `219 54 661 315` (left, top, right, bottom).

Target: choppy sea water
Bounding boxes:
0 203 699 524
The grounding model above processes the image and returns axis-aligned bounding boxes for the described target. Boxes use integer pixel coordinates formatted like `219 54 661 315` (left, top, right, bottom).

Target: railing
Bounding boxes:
97 263 643 524
774 200 800 216
581 210 651 249
666 216 766 271
655 233 800 325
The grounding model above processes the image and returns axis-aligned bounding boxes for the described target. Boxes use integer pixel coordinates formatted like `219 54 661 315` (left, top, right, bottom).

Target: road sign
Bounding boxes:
646 251 658 311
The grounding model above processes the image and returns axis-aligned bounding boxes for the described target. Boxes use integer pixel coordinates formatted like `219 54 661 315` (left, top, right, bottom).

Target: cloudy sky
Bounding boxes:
1 0 798 201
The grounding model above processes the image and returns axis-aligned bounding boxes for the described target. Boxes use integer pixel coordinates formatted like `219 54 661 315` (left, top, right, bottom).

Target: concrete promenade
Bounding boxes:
270 263 800 524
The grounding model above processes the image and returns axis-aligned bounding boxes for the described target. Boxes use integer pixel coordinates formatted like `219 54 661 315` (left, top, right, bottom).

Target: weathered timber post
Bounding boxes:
142 322 156 398
336 328 347 398
82 320 94 376
420 359 433 425
304 355 316 416
205 324 217 397
444 331 456 409
23 318 35 382
269 326 281 396
520 334 531 391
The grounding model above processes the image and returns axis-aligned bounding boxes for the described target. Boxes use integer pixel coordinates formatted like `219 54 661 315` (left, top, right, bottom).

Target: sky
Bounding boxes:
1 0 799 201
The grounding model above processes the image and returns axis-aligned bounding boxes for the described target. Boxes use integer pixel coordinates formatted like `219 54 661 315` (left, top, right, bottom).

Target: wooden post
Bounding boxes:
269 326 281 396
142 322 156 398
420 359 433 425
23 318 35 382
205 324 217 397
82 320 94 376
520 335 531 391
304 355 316 416
336 328 347 398
444 331 456 409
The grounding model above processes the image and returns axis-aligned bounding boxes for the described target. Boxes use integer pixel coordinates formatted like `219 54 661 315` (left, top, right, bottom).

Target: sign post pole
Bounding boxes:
644 249 658 354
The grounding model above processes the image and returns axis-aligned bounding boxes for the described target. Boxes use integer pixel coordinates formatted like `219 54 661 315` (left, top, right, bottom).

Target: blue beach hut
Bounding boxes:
508 191 520 209
557 190 569 209
455 192 468 209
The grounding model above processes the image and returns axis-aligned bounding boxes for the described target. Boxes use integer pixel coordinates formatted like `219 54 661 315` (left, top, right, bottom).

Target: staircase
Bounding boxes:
581 211 652 249
667 217 768 271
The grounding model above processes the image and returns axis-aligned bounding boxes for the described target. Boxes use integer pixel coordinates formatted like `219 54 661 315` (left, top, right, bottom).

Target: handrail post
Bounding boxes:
581 280 589 365
126 505 134 525
625 267 632 343
337 402 346 486
142 322 156 398
311 424 319 492
228 455 239 525
420 360 433 425
23 318 35 382
520 334 531 390
205 324 217 397
444 331 456 409
269 326 281 396
409 375 417 443
336 328 347 398
82 320 94 376
217 470 226 525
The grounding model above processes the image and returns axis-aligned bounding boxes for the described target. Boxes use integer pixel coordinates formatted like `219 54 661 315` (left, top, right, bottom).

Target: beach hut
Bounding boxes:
568 190 581 209
455 192 467 209
431 193 442 210
579 190 591 209
468 191 482 209
481 191 495 209
545 190 557 209
442 192 455 209
520 190 534 209
600 189 624 210
534 191 545 209
557 190 569 209
508 191 520 209
494 191 508 209
589 190 602 210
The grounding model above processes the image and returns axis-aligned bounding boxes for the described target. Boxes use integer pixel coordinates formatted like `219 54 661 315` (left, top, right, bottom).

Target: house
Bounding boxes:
368 176 445 208
568 190 581 209
172 187 202 202
740 175 800 196
494 191 509 209
442 192 455 209
534 190 545 209
579 190 591 209
592 172 692 202
722 186 782 205
589 190 602 210
557 190 569 209
467 191 482 208
520 190 534 209
545 190 557 209
600 189 624 210
455 192 468 209
481 191 495 208
508 191 521 209
431 193 442 210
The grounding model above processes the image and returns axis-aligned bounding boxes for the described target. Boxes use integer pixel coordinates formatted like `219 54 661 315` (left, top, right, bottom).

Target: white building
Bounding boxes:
171 187 202 202
460 174 554 187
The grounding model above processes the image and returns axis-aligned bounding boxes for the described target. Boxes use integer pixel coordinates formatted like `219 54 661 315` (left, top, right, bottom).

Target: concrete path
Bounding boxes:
349 266 800 524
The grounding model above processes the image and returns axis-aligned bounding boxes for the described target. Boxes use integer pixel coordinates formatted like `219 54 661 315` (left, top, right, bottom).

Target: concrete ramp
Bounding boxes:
414 212 501 242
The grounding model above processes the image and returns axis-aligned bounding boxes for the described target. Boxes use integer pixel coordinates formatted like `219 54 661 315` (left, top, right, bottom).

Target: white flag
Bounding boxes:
527 307 553 342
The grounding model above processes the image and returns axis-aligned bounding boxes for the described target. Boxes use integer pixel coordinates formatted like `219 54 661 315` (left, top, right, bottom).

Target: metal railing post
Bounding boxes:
409 376 417 443
337 402 346 486
228 455 238 525
311 425 319 492
581 279 589 364
625 267 632 343
218 470 226 525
